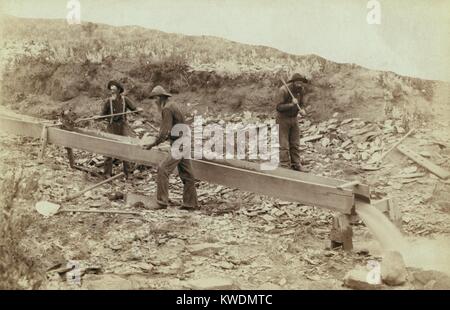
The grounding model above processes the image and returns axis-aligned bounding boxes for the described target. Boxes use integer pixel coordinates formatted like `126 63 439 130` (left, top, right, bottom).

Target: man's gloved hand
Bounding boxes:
292 98 299 106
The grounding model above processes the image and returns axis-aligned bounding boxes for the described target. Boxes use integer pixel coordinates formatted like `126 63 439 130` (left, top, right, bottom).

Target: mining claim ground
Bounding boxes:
0 16 450 290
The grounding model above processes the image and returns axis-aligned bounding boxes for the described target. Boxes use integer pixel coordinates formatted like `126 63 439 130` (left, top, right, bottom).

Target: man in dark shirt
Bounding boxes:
101 80 138 178
142 85 198 211
275 73 309 172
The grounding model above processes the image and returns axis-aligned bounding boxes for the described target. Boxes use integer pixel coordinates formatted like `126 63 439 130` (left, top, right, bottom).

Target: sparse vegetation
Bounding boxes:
0 169 43 289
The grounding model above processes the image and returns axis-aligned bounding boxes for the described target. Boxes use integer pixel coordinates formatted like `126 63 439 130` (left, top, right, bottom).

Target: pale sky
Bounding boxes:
1 0 449 81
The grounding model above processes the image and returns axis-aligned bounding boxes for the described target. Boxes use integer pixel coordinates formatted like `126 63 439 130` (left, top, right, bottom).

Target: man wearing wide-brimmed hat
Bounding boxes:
142 85 198 211
101 80 139 178
275 73 309 172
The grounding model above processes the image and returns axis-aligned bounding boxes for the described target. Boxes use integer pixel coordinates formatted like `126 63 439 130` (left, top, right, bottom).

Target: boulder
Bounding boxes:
381 251 407 286
343 267 382 290
411 269 450 290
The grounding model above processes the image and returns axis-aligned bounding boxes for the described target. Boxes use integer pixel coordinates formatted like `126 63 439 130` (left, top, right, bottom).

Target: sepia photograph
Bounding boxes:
0 0 449 298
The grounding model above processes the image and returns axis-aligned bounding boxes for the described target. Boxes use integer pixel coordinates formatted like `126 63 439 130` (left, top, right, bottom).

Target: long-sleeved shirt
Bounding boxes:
153 100 186 146
101 95 136 123
275 83 304 118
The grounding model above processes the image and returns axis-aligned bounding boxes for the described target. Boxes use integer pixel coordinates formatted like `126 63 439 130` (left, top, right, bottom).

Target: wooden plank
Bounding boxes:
78 128 139 144
51 128 355 213
0 115 355 213
47 126 166 166
0 114 368 199
211 158 370 199
397 145 450 179
0 114 137 143
0 116 42 139
191 160 354 214
392 172 425 179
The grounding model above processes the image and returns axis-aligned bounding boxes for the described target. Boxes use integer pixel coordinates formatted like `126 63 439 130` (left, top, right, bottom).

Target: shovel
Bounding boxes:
35 173 126 217
360 128 415 171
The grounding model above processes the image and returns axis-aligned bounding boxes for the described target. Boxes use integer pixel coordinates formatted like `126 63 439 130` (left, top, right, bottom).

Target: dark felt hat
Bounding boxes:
288 73 308 84
107 80 124 93
149 85 172 98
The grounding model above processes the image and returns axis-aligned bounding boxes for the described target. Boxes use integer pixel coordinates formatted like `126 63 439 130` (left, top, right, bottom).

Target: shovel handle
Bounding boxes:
378 128 415 164
60 209 141 216
65 172 125 202
76 110 142 123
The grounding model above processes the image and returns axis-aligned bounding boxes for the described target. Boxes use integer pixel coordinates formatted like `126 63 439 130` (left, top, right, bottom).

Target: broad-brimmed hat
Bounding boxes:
107 80 124 93
149 85 172 98
288 73 308 84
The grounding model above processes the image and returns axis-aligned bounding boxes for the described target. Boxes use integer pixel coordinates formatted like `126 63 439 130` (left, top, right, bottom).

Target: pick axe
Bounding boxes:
280 77 302 111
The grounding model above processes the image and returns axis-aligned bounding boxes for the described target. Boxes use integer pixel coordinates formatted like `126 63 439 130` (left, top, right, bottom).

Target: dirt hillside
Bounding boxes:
1 15 447 126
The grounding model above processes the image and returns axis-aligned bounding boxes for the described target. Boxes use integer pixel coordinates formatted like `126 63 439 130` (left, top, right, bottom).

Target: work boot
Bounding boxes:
292 164 310 173
147 201 167 211
179 204 198 211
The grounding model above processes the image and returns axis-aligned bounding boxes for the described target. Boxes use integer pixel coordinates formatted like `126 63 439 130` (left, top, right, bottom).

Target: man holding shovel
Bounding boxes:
276 73 309 172
101 80 139 178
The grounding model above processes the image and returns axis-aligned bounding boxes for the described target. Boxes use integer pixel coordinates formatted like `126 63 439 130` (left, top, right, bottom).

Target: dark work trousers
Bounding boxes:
104 121 134 177
276 115 301 169
156 139 198 208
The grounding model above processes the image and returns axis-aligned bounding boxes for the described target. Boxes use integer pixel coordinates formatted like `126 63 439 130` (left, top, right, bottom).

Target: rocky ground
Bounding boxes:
1 104 449 290
1 15 449 290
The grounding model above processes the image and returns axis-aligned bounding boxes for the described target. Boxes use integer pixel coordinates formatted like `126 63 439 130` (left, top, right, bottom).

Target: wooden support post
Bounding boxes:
330 214 353 251
371 197 402 229
65 147 101 177
386 198 402 229
37 125 49 163
66 147 75 168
